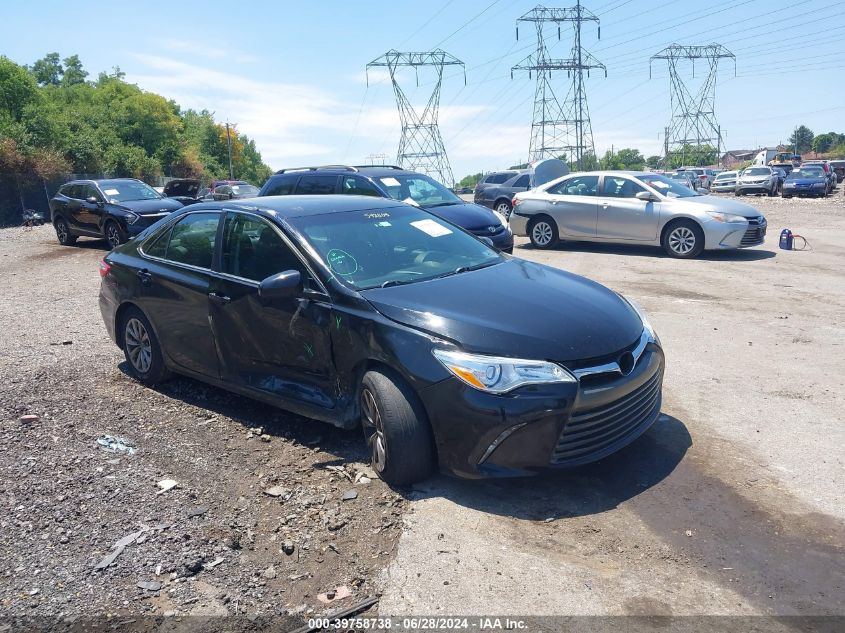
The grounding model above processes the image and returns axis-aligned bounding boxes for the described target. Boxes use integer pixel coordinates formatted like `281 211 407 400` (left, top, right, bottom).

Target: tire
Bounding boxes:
120 307 171 386
105 220 127 250
360 368 435 486
494 199 512 219
662 219 704 259
782 194 791 199
734 189 743 196
54 217 77 246
768 183 777 197
528 216 559 250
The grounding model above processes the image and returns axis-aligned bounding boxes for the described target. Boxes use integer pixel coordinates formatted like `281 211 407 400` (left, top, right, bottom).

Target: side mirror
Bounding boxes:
636 191 657 202
259 270 302 301
86 196 102 206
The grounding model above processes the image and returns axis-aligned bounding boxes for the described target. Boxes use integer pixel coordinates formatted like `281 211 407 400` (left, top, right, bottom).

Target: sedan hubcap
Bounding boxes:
532 221 553 246
361 388 387 472
669 227 695 254
124 318 152 374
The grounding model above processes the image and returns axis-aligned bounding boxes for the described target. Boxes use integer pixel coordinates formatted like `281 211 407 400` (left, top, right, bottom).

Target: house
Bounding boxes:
720 150 756 168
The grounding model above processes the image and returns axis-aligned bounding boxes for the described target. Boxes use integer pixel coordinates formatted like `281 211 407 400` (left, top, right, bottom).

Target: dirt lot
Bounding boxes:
1 191 844 622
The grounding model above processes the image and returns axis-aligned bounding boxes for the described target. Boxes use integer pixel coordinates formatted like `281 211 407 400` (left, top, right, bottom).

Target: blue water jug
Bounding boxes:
779 229 793 250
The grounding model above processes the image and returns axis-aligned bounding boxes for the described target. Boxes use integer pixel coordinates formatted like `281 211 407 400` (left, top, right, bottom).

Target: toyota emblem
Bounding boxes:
488 226 497 234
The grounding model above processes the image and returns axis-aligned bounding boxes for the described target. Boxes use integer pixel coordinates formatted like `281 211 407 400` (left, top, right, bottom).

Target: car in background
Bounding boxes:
710 170 739 193
458 186 473 194
259 165 513 253
99 195 664 485
667 172 698 190
473 159 569 218
735 166 779 196
50 178 183 249
509 171 766 259
828 160 844 183
801 161 836 193
473 170 519 210
675 167 715 189
781 165 829 198
212 183 260 201
163 178 205 206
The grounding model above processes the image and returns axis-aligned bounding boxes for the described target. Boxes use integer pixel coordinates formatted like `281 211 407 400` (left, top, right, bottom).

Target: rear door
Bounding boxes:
64 185 86 231
78 185 106 233
595 175 659 241
138 211 222 378
208 211 337 409
544 174 599 237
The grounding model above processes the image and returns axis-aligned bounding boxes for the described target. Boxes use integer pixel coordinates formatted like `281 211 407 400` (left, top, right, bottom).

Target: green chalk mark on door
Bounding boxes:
335 315 342 331
304 343 314 358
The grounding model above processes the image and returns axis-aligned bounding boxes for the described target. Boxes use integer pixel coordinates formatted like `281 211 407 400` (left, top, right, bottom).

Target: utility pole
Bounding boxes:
366 50 465 186
225 121 234 179
365 153 389 166
511 2 606 169
650 44 735 167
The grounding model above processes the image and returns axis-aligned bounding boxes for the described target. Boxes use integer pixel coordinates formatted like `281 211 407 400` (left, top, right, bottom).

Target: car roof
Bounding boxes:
63 178 143 186
185 194 407 219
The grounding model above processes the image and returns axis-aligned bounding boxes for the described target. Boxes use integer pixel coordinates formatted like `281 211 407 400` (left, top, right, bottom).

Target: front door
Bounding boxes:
209 211 336 410
595 175 659 241
544 174 599 237
139 211 222 378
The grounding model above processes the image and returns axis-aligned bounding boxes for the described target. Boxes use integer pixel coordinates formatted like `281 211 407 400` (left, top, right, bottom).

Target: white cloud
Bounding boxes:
155 40 259 64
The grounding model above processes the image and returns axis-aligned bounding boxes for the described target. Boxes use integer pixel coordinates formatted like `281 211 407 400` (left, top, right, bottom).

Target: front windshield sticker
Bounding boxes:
103 188 119 196
410 219 453 238
326 249 358 276
402 197 420 207
376 221 392 227
649 181 670 189
381 177 401 187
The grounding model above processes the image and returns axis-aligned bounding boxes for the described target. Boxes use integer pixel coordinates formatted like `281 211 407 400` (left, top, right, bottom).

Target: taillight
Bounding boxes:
512 197 522 207
99 260 112 278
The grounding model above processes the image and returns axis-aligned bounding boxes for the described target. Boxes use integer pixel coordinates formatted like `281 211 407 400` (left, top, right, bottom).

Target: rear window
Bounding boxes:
486 172 517 184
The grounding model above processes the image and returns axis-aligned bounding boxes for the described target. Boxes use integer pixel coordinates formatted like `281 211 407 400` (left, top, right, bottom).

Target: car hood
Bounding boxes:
361 258 643 363
423 201 503 232
163 179 200 197
113 198 184 215
667 195 760 218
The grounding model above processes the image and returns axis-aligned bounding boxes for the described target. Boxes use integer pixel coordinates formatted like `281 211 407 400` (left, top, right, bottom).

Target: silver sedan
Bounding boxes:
509 171 767 258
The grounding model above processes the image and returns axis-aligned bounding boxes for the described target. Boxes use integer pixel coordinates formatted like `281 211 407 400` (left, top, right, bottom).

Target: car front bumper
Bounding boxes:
711 183 736 192
704 215 767 249
418 340 665 478
783 185 827 196
736 182 774 193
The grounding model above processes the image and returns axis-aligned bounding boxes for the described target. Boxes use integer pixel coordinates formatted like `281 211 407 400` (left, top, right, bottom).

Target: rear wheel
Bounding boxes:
120 308 170 385
105 220 127 250
54 217 77 246
360 369 435 486
528 216 559 249
662 219 704 259
494 199 512 219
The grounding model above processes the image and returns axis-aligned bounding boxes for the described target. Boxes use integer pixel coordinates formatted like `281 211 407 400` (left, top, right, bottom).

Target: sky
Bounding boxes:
4 0 844 180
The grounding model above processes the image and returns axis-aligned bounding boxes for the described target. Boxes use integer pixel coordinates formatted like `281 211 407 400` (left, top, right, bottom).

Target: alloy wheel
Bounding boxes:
55 221 68 243
361 388 387 472
668 226 696 255
106 224 121 249
532 221 553 247
496 202 511 217
124 317 152 374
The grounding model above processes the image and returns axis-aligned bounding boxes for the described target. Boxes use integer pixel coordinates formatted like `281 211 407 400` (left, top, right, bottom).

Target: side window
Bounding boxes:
165 213 220 269
341 176 381 197
603 177 645 198
143 228 170 258
59 185 75 199
64 185 82 199
83 185 103 202
491 173 512 184
547 175 599 197
512 174 530 188
263 176 297 196
295 175 338 195
221 213 306 283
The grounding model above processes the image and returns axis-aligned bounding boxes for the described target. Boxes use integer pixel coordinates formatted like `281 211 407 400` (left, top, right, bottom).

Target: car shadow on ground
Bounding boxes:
406 413 691 520
517 241 776 262
116 362 370 465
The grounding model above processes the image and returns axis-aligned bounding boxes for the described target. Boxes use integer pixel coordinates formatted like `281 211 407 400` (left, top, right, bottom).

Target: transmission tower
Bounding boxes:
650 44 735 167
511 2 606 169
366 50 465 186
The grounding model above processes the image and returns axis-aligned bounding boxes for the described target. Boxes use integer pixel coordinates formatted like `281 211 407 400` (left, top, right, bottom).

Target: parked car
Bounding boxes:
258 165 513 253
675 167 714 189
509 171 767 258
473 160 569 218
473 170 519 210
98 195 664 484
163 179 205 206
829 160 845 183
781 166 829 198
801 161 836 193
212 183 260 201
735 166 780 196
710 170 739 193
667 172 698 190
50 179 183 249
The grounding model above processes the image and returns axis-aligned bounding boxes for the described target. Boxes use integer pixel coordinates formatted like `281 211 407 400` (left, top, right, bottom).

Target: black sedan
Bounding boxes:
99 195 664 485
50 179 183 249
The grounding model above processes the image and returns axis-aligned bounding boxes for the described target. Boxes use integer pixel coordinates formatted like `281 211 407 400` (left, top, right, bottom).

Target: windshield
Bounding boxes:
789 167 824 179
376 174 461 207
744 167 770 176
231 184 259 197
289 207 502 291
100 181 162 203
714 172 736 180
640 174 699 198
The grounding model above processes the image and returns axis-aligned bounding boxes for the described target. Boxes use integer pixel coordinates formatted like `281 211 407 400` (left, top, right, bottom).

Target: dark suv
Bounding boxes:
258 165 513 253
50 179 183 249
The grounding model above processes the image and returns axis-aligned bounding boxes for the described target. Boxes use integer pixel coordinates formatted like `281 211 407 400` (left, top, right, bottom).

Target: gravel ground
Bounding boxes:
0 229 405 619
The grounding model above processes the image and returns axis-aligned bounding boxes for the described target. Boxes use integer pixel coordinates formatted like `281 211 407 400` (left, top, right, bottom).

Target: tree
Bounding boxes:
0 56 41 121
812 132 845 155
30 53 63 86
615 148 645 170
459 172 484 188
61 55 88 86
788 125 814 153
646 155 661 169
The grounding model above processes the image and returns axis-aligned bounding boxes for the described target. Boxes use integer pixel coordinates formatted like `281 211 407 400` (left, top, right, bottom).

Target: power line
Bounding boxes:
433 0 504 48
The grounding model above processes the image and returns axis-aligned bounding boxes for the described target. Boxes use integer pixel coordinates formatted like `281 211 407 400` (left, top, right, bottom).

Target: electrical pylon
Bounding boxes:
511 2 606 169
366 50 465 186
650 44 736 167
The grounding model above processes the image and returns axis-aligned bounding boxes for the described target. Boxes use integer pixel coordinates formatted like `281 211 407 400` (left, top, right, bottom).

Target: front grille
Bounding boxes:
550 369 662 465
741 216 766 246
470 225 506 237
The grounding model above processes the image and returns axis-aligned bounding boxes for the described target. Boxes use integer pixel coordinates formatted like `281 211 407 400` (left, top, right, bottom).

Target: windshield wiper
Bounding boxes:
436 260 498 280
380 279 414 288
425 201 460 208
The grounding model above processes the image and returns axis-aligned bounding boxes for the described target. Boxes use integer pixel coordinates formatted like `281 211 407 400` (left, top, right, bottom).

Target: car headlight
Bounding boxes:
125 212 140 225
432 349 575 393
622 296 660 344
706 210 747 223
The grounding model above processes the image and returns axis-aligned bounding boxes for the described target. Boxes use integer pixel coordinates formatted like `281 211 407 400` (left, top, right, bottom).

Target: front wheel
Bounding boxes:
105 220 127 250
494 199 512 219
121 308 171 385
528 216 559 250
54 218 77 246
360 369 435 486
734 189 743 196
662 220 704 259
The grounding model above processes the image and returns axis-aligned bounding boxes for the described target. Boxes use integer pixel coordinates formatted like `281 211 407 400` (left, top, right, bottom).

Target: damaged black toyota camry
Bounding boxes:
99 195 664 485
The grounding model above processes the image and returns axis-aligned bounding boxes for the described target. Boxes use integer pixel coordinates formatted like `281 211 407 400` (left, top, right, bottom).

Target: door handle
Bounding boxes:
136 269 152 285
208 292 231 305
